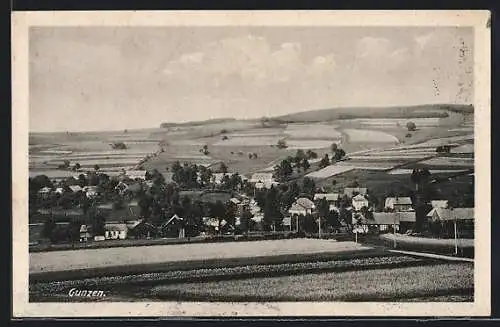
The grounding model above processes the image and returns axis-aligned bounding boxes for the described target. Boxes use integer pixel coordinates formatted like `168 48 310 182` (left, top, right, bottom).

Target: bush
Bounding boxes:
277 139 288 149
405 133 412 138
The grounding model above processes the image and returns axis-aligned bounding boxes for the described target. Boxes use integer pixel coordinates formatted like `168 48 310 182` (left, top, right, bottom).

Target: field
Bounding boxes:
29 238 474 302
29 105 474 180
29 239 372 275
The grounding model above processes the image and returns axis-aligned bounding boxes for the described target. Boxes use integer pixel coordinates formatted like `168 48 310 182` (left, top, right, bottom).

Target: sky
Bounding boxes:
29 26 473 132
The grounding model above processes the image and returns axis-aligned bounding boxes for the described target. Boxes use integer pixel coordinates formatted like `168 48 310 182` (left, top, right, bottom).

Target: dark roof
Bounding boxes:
344 187 367 197
427 208 474 221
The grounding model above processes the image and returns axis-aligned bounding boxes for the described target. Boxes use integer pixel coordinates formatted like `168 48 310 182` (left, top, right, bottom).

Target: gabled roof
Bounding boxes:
385 197 412 207
314 193 340 201
289 203 308 213
431 200 449 209
125 170 147 179
372 213 400 225
79 224 88 233
352 194 368 201
250 173 274 183
230 198 241 204
105 223 128 232
162 214 184 227
344 187 367 197
295 197 315 210
68 185 83 192
427 208 474 221
399 211 417 222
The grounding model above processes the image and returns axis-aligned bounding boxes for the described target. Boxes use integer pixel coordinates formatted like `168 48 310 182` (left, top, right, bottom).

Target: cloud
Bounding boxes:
164 35 335 85
355 37 393 58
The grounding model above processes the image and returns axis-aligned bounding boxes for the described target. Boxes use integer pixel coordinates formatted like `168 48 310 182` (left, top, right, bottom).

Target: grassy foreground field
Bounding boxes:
30 255 473 302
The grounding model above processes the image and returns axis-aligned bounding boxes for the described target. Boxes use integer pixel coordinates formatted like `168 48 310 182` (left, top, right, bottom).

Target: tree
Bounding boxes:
94 164 100 171
302 177 316 195
274 158 293 182
41 216 56 240
406 121 417 131
218 162 228 174
92 212 106 237
331 143 338 153
319 154 330 168
333 148 346 161
277 139 288 149
253 153 258 159
73 163 81 171
240 209 253 234
210 200 227 234
301 158 310 171
263 187 282 231
405 133 412 138
306 150 318 159
317 198 329 222
202 144 209 155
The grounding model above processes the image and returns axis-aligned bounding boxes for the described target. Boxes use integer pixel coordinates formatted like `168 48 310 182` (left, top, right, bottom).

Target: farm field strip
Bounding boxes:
419 157 474 167
306 165 356 178
286 140 333 149
284 124 342 139
450 144 474 153
343 129 399 143
29 239 372 274
348 155 435 160
147 262 473 302
45 158 143 166
387 169 470 175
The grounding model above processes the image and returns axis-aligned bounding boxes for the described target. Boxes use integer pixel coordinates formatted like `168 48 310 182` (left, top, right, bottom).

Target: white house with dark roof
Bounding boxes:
352 194 369 211
250 173 275 184
343 187 368 198
385 197 413 211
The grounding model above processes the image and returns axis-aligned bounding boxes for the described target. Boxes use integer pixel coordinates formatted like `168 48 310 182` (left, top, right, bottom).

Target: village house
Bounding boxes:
68 185 83 193
385 197 413 211
104 223 128 240
313 193 341 205
288 197 315 216
83 186 99 199
125 170 147 181
160 214 185 238
212 173 233 185
55 187 65 195
79 224 91 242
431 200 449 209
343 187 368 198
353 212 400 234
38 186 52 198
352 194 369 211
249 173 275 184
426 207 474 237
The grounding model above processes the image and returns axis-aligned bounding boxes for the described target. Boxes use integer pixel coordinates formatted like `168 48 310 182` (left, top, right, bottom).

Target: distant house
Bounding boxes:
329 204 340 213
38 186 52 197
255 181 279 189
249 173 275 184
426 207 474 237
431 200 449 209
55 187 65 195
68 185 83 193
79 224 91 242
426 207 474 223
104 223 128 240
343 187 368 198
282 217 292 231
352 194 369 211
212 173 232 185
125 170 147 180
160 214 185 238
128 220 157 239
288 197 315 216
385 197 413 212
114 181 129 195
83 186 99 199
353 212 401 234
314 193 341 205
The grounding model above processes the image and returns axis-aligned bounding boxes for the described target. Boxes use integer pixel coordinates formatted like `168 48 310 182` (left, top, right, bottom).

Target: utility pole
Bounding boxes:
393 212 398 249
318 216 322 239
452 208 458 255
